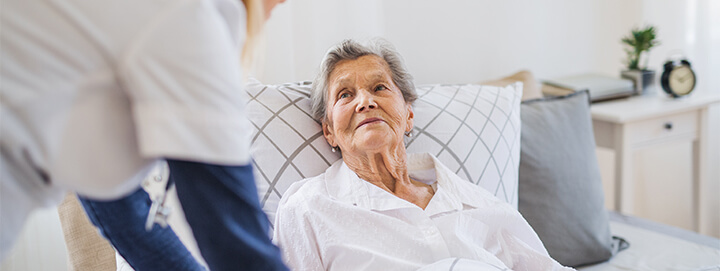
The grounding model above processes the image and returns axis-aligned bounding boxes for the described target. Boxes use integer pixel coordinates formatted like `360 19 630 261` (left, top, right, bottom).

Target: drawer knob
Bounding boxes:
664 122 673 130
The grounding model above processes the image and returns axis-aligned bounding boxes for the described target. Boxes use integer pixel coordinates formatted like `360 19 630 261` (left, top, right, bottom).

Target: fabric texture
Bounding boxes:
57 194 117 271
244 79 523 227
273 153 573 271
518 90 614 267
416 258 522 271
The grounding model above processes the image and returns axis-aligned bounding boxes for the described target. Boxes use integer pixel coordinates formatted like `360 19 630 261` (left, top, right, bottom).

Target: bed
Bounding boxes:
60 75 720 270
580 212 720 270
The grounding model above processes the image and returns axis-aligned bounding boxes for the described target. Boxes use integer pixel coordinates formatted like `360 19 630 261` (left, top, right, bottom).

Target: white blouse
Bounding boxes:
274 153 574 271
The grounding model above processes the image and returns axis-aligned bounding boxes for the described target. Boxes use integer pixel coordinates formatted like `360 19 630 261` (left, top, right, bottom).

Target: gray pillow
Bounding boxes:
518 90 614 267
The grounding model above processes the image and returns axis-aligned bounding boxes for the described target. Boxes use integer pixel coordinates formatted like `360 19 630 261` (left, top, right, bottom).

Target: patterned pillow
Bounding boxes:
244 78 522 227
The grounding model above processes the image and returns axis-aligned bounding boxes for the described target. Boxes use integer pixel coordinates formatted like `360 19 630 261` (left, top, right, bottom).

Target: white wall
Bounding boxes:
258 0 719 87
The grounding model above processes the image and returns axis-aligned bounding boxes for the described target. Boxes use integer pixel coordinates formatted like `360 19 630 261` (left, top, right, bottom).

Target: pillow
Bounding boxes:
244 78 523 227
481 70 542 101
518 90 614 267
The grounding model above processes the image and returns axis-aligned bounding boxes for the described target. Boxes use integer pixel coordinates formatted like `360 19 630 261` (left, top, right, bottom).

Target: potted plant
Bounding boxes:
620 25 660 95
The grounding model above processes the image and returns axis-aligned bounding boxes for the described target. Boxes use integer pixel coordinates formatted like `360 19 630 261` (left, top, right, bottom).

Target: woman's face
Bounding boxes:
323 55 414 155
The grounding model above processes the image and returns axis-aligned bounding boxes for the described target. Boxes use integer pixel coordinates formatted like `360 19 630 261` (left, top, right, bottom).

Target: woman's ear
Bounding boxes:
405 104 414 133
322 121 336 147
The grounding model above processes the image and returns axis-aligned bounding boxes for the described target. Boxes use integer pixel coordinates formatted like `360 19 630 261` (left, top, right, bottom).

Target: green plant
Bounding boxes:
621 25 660 70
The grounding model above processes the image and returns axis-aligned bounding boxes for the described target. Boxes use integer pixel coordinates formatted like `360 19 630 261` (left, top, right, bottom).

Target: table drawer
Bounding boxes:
626 110 698 145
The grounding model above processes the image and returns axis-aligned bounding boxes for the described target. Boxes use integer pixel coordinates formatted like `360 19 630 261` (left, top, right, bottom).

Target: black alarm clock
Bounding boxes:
661 59 696 98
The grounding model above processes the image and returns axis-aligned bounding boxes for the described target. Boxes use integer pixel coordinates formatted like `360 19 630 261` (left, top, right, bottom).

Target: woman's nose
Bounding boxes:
356 91 377 112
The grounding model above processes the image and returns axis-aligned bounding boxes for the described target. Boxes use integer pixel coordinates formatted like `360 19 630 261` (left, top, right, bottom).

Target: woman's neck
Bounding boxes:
343 146 408 191
343 146 434 209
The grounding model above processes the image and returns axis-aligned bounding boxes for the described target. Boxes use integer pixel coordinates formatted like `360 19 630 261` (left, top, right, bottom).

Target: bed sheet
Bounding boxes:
578 222 720 271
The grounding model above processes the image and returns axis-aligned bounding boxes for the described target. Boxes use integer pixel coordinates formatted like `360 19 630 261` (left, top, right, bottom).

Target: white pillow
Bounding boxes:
244 79 522 227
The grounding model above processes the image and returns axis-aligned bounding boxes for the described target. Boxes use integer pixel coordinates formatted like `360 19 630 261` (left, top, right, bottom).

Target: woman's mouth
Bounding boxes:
357 118 384 129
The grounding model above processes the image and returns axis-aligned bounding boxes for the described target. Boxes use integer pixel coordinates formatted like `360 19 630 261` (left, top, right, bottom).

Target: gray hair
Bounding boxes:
310 39 417 122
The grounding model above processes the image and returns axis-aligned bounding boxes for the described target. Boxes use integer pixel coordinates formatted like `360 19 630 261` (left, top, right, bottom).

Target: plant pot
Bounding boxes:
621 69 655 95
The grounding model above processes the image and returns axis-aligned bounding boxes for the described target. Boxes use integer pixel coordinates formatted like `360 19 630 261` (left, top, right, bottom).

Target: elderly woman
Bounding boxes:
273 40 573 271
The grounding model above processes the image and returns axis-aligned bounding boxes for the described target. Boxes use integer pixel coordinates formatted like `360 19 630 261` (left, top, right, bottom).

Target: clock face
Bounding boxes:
668 66 695 95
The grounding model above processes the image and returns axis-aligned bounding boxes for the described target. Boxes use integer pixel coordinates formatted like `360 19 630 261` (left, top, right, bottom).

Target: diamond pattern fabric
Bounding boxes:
244 79 522 227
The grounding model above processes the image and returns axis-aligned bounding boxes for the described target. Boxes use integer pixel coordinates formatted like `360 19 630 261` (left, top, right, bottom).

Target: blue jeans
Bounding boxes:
79 188 205 270
80 161 287 271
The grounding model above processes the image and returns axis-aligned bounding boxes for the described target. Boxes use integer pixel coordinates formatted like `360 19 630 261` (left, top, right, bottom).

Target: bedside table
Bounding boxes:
591 92 720 233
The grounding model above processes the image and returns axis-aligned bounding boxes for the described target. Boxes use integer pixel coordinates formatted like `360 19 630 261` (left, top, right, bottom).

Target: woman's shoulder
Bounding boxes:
276 172 333 213
422 153 508 208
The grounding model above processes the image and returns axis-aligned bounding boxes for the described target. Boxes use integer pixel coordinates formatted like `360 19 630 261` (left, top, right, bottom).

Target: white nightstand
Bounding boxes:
590 92 720 233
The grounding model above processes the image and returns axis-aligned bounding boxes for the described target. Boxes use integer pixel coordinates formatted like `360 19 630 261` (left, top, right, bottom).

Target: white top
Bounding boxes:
1 0 252 257
273 153 573 271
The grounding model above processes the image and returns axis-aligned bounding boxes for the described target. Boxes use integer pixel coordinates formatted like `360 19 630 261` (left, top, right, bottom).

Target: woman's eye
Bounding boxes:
339 92 351 99
375 85 387 91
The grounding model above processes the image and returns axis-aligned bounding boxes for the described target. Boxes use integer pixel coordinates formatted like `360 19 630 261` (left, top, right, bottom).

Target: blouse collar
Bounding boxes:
324 153 482 215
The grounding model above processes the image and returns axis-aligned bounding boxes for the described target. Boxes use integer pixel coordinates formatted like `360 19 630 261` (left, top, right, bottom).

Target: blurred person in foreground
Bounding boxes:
0 0 288 270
